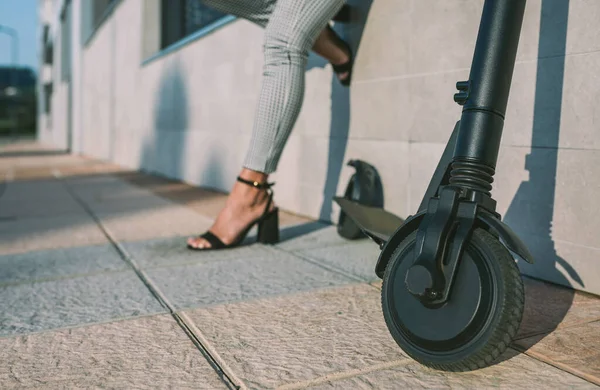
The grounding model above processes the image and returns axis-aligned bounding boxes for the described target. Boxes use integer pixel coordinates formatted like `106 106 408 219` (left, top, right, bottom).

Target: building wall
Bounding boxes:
39 0 600 295
37 0 54 143
37 0 79 151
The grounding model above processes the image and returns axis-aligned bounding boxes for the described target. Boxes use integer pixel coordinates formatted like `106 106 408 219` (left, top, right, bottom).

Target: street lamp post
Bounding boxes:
0 25 19 67
0 25 20 138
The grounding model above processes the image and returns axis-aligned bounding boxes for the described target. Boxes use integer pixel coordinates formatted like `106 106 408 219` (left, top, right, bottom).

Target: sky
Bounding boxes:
0 0 39 72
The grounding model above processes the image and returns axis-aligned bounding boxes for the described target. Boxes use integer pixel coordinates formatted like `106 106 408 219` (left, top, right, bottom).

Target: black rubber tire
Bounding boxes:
381 227 524 371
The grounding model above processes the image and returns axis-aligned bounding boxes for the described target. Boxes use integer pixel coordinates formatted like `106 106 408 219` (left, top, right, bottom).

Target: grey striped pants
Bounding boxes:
201 0 346 174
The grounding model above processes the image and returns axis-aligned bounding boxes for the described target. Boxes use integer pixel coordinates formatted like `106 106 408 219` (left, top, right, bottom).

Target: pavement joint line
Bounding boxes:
367 282 383 292
135 246 277 272
0 209 96 221
0 312 170 340
277 239 365 253
275 359 412 390
140 256 264 271
511 344 600 387
53 170 244 390
271 245 373 285
177 311 249 390
0 168 12 200
0 267 130 289
5 167 14 181
513 316 600 342
167 281 372 314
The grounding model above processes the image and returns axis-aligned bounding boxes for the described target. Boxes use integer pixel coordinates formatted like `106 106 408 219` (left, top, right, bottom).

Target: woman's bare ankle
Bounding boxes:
229 168 273 210
313 26 350 66
239 168 269 184
187 169 274 249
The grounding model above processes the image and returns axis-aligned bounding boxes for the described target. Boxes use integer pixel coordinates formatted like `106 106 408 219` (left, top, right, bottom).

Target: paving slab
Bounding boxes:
96 204 213 242
276 224 351 252
517 276 600 339
297 351 596 390
0 139 49 152
64 174 152 203
184 284 409 389
298 241 381 282
514 320 600 386
0 271 165 337
123 235 278 269
370 280 383 289
146 250 354 310
0 244 127 286
8 166 54 181
113 171 314 227
54 162 126 178
0 194 87 219
7 164 124 183
66 174 227 223
139 182 228 221
0 178 70 202
0 314 228 389
0 154 86 171
0 214 110 256
84 191 179 215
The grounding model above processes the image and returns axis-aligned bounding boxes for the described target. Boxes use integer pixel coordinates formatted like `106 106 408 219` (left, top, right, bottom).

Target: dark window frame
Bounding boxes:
42 24 53 65
160 0 229 50
43 82 53 115
92 0 118 29
83 0 121 47
60 2 72 82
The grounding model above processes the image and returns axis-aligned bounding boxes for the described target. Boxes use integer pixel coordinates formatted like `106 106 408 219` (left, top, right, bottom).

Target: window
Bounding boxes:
161 0 228 49
83 0 119 44
92 0 117 29
42 24 53 65
43 82 53 115
60 2 72 82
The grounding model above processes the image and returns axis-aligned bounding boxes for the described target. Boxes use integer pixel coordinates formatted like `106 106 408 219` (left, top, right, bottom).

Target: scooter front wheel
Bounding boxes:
381 227 524 371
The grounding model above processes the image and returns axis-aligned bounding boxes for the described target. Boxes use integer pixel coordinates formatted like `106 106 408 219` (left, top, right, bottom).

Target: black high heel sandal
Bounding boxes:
332 4 353 23
327 25 354 87
187 177 280 251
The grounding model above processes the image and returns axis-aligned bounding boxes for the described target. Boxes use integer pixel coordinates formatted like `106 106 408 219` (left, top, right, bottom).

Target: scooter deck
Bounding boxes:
334 197 404 246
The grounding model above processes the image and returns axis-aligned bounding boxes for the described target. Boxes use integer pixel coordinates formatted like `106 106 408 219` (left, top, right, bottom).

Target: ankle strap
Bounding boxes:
237 176 275 190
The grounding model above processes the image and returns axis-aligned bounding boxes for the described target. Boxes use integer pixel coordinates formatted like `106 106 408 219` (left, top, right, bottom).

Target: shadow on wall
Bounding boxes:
319 0 374 223
280 0 374 241
140 59 188 179
503 0 582 346
140 58 224 190
140 5 375 244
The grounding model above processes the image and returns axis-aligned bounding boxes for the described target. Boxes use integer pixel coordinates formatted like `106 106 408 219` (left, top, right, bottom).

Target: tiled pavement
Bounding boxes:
0 139 599 389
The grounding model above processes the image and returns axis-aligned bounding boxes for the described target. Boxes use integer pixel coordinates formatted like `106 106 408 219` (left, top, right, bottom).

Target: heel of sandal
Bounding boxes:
332 4 353 23
326 25 354 87
257 208 280 245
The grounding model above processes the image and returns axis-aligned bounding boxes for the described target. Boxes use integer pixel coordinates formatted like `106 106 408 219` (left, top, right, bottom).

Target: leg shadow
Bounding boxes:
279 0 375 243
141 58 190 183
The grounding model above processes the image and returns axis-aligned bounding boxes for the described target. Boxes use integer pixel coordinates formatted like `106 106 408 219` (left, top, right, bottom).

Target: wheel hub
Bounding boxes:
387 241 494 352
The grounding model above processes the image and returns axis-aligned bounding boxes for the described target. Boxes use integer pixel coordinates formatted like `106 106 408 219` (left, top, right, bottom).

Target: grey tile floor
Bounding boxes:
0 147 598 389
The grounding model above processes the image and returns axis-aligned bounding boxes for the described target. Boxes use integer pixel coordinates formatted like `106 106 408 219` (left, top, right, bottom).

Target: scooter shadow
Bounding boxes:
475 0 580 367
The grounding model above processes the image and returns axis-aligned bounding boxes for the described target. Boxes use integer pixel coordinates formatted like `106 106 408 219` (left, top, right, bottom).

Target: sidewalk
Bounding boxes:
1 139 599 389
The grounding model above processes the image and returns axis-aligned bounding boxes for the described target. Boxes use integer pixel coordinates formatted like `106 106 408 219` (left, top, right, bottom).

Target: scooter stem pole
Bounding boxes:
454 0 527 169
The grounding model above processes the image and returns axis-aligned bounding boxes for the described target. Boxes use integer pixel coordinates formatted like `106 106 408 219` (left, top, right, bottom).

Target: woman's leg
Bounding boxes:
243 0 346 173
199 0 274 28
201 0 350 67
189 0 348 249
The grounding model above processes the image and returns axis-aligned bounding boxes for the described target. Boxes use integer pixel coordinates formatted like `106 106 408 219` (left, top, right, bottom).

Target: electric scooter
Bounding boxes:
335 0 532 371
